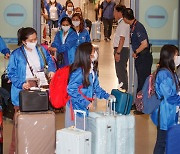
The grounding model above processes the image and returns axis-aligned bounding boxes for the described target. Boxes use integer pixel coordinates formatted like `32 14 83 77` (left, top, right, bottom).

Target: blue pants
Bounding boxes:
153 128 167 154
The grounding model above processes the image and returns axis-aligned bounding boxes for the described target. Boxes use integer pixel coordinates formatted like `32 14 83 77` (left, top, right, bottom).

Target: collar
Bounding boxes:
118 18 123 24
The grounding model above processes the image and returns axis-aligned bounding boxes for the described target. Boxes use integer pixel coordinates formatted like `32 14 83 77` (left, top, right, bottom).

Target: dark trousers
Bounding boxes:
153 128 167 154
135 49 153 93
114 47 130 91
49 20 58 39
102 18 113 38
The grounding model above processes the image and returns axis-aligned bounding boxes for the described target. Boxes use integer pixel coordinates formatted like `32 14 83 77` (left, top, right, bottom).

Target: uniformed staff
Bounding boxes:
123 8 153 114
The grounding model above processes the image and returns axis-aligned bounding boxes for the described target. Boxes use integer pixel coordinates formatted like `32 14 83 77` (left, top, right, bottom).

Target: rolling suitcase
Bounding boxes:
91 21 101 41
87 101 116 154
15 111 55 154
166 124 180 154
56 110 91 154
111 89 133 115
115 114 135 154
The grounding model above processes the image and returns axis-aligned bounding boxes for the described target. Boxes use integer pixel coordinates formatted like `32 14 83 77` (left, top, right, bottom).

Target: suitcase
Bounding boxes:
166 124 180 154
115 114 135 154
19 90 49 112
91 21 101 41
87 112 116 154
56 110 91 154
111 89 133 115
15 111 55 154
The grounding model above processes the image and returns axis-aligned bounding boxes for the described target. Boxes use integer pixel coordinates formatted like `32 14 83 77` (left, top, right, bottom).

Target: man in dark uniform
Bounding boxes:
123 8 153 114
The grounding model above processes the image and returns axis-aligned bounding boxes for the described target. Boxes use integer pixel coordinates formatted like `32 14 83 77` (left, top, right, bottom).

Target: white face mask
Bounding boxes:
91 51 98 62
67 7 73 11
51 0 55 3
72 21 80 27
174 56 180 67
26 41 37 50
61 26 70 32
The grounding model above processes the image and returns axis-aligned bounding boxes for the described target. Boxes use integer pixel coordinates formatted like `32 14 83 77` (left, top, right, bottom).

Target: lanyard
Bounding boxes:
130 19 137 38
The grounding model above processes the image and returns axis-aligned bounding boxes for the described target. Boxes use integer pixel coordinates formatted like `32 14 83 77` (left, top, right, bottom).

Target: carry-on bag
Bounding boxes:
19 90 49 112
166 124 180 154
56 110 91 154
15 111 56 154
87 101 116 154
111 89 133 115
91 21 101 41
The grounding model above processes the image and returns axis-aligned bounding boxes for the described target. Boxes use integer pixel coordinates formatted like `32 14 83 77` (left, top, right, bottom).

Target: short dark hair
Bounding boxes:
60 17 72 25
123 8 135 20
17 27 37 46
115 4 126 14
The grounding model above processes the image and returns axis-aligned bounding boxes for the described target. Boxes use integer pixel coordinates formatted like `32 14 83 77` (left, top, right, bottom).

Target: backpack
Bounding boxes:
134 72 161 114
49 66 70 108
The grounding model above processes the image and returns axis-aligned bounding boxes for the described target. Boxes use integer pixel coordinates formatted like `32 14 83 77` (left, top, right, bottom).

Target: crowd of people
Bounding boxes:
0 0 180 153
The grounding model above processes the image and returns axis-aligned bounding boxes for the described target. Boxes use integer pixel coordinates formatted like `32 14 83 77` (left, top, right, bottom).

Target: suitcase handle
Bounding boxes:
74 110 86 130
106 100 116 116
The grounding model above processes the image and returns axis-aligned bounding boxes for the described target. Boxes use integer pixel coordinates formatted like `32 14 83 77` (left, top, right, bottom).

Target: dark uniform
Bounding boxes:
131 20 153 93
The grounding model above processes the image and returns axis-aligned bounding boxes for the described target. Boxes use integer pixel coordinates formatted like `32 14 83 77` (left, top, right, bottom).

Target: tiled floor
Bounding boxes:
3 3 157 154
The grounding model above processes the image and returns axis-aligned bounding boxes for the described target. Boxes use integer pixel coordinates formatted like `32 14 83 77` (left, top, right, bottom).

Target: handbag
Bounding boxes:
19 90 49 112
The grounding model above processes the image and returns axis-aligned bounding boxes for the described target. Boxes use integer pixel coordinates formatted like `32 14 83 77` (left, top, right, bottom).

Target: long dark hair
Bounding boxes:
157 44 179 90
72 13 84 33
17 27 37 46
70 42 92 87
49 0 57 6
65 1 74 10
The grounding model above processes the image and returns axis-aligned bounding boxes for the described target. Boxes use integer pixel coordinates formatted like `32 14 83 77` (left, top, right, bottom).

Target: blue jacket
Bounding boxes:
67 68 110 116
0 36 10 55
51 28 78 66
58 10 68 26
7 45 56 106
46 3 62 19
151 69 180 130
76 29 91 46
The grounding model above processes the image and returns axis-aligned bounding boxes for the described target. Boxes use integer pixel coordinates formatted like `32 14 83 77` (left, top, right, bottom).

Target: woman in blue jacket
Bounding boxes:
8 27 56 153
65 42 115 130
46 0 62 42
50 17 78 67
72 13 91 46
151 45 180 154
0 36 10 59
58 1 74 26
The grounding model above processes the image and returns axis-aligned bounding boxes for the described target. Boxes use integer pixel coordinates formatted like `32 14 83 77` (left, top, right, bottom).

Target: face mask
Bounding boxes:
91 51 98 62
67 7 73 11
51 0 55 3
72 21 80 27
61 26 70 32
174 56 180 67
26 41 37 50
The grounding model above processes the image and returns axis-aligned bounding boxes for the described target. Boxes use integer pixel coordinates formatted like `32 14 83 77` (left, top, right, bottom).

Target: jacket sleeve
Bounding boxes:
85 31 91 42
157 71 180 105
7 51 25 89
93 73 110 99
57 31 78 53
51 32 63 53
0 37 10 55
40 46 56 72
68 70 90 109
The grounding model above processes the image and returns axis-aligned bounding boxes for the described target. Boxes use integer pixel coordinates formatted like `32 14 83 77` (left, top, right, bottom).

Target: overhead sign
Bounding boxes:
145 6 168 28
4 4 27 27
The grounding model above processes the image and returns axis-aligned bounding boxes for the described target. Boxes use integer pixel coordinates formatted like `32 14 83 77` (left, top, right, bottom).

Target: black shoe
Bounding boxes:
104 37 108 41
131 104 136 110
133 110 144 115
107 37 111 40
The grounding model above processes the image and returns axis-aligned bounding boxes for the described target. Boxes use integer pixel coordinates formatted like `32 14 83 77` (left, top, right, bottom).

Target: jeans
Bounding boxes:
49 20 58 39
153 128 167 154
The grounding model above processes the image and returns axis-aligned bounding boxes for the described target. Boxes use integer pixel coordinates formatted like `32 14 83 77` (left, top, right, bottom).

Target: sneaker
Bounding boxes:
133 110 144 115
104 37 108 41
107 37 111 40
